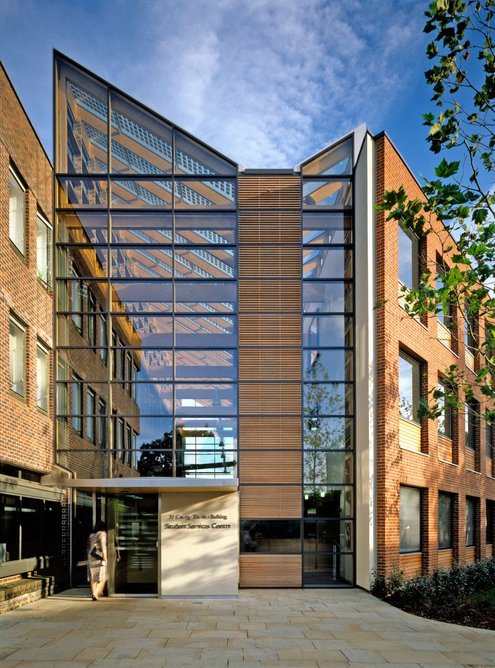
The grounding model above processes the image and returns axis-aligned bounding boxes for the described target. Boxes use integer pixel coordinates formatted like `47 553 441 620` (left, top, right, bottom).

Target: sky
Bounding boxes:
0 0 437 179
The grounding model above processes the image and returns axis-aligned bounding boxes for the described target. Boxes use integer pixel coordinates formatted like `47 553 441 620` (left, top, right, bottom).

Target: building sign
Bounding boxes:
163 513 231 530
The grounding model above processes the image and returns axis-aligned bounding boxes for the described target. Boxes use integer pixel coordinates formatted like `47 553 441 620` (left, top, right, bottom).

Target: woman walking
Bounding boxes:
87 520 108 601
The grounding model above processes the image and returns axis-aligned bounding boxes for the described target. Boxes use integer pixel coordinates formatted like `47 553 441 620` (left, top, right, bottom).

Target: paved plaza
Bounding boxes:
1 588 495 667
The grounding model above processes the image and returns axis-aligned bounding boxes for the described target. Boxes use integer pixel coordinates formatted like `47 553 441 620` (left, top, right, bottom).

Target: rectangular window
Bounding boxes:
9 316 25 397
97 399 106 448
438 380 453 439
466 497 477 547
56 359 67 416
99 315 108 363
465 401 478 451
86 389 96 443
398 225 419 290
436 262 453 329
464 308 477 354
71 375 83 434
71 269 82 333
438 493 453 549
9 167 25 254
399 352 420 423
36 342 49 411
400 486 421 553
487 422 494 460
87 291 96 346
487 500 494 545
36 212 52 286
112 332 118 379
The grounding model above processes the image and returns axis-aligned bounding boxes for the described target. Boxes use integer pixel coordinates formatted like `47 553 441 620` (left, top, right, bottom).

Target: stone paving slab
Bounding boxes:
0 588 494 666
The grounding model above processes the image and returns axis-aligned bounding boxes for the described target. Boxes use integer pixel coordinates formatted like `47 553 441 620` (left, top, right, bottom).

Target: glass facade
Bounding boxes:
55 55 238 480
302 137 354 585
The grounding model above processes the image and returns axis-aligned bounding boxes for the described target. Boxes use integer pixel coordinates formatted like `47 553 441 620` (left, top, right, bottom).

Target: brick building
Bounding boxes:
0 52 494 601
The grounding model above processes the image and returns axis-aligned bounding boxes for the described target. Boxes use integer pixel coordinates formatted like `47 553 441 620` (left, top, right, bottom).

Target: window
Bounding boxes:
437 380 453 439
56 359 68 416
9 167 25 254
36 342 49 411
87 291 96 346
9 316 25 397
71 269 82 333
97 399 106 448
487 500 494 545
400 486 421 553
398 224 419 290
399 352 420 422
464 308 477 354
436 262 453 329
98 314 108 363
36 213 52 286
71 375 83 434
465 401 478 451
86 389 96 443
438 493 453 549
466 497 477 547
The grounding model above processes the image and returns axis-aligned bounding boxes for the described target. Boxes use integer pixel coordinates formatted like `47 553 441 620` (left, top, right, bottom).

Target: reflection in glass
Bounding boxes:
175 350 236 380
57 245 108 278
175 212 236 244
57 212 107 244
175 180 236 209
111 213 173 244
110 281 173 313
126 350 173 381
303 315 353 347
303 451 353 485
58 178 108 208
112 314 172 347
175 282 236 313
303 486 353 518
304 519 353 551
303 383 353 416
176 416 237 449
111 247 173 279
303 552 353 586
303 212 352 244
174 131 237 176
174 248 235 280
110 91 173 175
129 383 173 415
304 417 353 450
303 248 352 279
302 138 352 176
303 349 353 382
56 382 110 412
56 280 108 313
175 384 236 415
240 520 300 553
303 282 352 313
175 315 236 347
111 178 173 208
302 180 352 208
56 55 108 174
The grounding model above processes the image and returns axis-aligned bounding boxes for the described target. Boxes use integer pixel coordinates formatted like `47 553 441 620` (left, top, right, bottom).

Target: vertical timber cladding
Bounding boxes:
238 175 302 587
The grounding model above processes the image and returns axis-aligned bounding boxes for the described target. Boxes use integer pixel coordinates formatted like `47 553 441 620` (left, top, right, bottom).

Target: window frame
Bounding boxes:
465 496 477 547
36 341 49 412
398 351 421 424
36 211 53 287
398 224 419 291
71 374 83 435
437 379 453 439
9 315 26 398
438 492 454 550
400 485 422 554
9 166 26 255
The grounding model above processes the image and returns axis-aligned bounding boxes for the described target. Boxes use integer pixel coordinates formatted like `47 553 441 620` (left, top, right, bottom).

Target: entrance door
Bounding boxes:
110 494 158 595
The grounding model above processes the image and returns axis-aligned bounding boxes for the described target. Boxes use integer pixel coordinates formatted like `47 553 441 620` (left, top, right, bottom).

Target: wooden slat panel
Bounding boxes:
399 553 422 579
239 417 301 449
239 314 301 346
239 247 301 278
399 418 421 452
239 383 301 415
486 457 494 477
239 280 301 313
238 176 301 209
438 436 453 463
240 485 301 517
486 544 494 558
438 549 452 570
437 320 451 348
239 348 301 381
240 451 301 484
465 546 476 563
465 349 475 371
240 555 302 587
239 210 301 244
465 448 476 471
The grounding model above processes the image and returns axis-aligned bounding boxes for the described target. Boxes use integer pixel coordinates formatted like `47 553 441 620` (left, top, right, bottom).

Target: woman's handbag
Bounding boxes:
90 545 103 561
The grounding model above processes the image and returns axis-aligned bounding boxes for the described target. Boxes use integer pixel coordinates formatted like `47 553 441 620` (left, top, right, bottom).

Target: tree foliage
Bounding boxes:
378 0 495 422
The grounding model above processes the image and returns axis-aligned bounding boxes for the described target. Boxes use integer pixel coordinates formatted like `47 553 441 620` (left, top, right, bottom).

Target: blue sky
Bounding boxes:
0 0 437 178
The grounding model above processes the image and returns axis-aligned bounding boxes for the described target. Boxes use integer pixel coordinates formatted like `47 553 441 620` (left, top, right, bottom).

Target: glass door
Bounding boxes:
109 494 158 595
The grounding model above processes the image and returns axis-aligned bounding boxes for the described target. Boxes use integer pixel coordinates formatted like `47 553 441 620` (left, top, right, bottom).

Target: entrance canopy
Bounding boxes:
64 477 238 494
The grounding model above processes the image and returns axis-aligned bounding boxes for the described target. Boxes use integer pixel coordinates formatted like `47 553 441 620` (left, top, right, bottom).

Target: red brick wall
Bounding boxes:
375 133 495 576
0 64 54 474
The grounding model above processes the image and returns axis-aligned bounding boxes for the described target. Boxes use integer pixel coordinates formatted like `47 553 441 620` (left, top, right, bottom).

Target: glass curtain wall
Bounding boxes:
301 137 354 585
55 55 238 479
